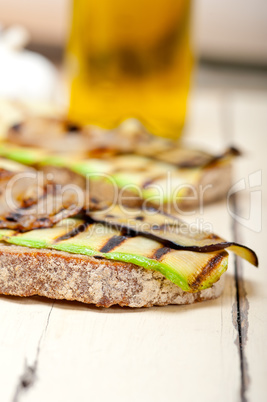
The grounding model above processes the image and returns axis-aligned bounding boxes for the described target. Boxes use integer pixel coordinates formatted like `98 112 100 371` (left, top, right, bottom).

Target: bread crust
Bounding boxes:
0 243 225 307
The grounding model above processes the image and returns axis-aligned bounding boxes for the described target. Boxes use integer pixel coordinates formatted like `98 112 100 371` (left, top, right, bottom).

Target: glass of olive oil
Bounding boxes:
66 0 192 139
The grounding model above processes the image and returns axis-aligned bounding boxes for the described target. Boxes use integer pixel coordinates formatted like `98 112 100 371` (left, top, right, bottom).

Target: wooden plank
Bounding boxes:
230 91 267 402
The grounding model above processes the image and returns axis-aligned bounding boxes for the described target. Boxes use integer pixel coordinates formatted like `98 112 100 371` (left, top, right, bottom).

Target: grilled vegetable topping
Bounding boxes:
88 205 258 267
6 115 240 168
0 143 235 205
0 160 82 230
0 218 228 292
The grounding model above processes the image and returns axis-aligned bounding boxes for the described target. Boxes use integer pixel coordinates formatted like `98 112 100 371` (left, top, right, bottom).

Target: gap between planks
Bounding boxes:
220 91 250 402
232 194 250 402
12 303 54 402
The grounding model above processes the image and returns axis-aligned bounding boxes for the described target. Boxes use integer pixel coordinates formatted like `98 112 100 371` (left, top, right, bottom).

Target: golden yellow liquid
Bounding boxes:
67 0 192 139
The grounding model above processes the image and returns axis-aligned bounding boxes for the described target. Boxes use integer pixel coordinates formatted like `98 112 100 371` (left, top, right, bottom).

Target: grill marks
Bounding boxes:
203 146 241 168
151 145 241 168
142 173 167 189
0 187 82 231
50 218 175 258
0 218 230 292
50 220 227 271
4 213 23 222
54 221 91 243
190 251 228 290
152 247 171 260
0 209 256 292
10 122 22 133
89 206 258 267
52 219 171 256
100 235 129 253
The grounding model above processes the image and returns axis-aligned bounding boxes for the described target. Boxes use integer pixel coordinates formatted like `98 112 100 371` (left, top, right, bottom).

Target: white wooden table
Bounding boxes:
0 89 266 402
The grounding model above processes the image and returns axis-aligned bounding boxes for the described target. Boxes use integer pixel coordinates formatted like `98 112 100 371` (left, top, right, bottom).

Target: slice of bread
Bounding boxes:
0 243 225 307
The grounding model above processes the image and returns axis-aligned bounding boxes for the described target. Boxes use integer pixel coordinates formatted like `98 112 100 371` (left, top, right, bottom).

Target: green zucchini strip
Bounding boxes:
0 144 47 165
0 218 228 292
89 205 258 267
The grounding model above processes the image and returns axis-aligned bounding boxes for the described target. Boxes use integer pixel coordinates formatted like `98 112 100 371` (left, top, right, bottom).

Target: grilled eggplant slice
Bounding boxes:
0 157 42 217
0 158 82 231
0 191 82 231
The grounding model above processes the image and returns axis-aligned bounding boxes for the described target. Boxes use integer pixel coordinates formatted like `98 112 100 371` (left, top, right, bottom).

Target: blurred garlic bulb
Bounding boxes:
0 25 59 101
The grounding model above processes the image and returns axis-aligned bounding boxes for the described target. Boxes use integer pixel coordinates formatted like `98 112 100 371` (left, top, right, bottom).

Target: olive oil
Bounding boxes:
66 0 192 139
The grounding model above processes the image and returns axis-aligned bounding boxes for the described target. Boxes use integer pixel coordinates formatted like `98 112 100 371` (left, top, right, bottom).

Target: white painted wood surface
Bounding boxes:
0 90 266 402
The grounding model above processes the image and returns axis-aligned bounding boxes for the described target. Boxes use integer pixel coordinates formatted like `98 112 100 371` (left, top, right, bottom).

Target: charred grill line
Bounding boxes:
189 251 228 290
5 213 23 222
172 159 204 168
54 221 91 243
100 235 129 253
203 146 241 169
90 197 100 204
145 145 241 169
152 247 171 260
142 173 167 189
11 123 22 133
65 122 81 132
